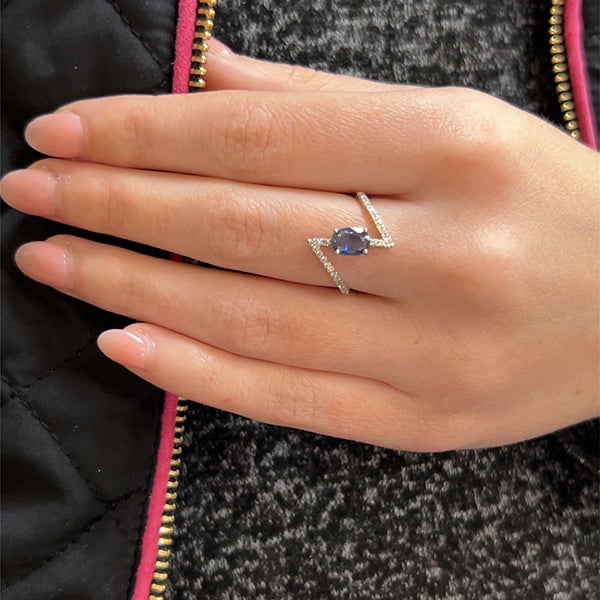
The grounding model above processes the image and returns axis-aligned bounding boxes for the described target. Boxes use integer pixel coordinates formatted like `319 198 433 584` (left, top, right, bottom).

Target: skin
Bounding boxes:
1 42 598 451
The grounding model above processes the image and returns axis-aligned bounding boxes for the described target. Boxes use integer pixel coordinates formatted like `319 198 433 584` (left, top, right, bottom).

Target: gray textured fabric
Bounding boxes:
166 2 599 599
170 410 597 600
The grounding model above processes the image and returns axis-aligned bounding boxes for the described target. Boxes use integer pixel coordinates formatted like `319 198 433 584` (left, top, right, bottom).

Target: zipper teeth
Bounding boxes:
189 0 216 91
549 0 581 140
148 399 189 600
148 2 216 596
189 3 582 119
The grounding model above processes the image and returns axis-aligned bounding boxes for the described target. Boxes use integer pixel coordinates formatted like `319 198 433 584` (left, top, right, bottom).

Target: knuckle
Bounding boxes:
35 161 67 218
475 239 521 300
120 102 155 164
208 187 266 259
215 293 279 352
115 262 141 307
435 87 508 171
448 234 522 319
45 234 78 290
236 299 276 350
215 94 279 178
282 64 327 91
189 348 219 390
150 200 176 241
50 165 133 238
268 374 320 429
98 176 129 233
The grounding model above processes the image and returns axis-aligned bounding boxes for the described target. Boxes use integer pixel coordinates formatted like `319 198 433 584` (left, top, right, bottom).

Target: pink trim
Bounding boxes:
564 0 598 149
172 0 198 94
132 393 179 600
132 1 198 597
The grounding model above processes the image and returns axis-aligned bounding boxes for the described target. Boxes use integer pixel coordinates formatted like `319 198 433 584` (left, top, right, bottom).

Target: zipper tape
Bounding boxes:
132 1 215 598
132 393 180 600
563 0 598 148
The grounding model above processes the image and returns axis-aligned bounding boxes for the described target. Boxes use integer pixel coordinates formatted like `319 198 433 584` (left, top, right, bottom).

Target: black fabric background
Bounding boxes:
165 2 600 599
1 1 176 598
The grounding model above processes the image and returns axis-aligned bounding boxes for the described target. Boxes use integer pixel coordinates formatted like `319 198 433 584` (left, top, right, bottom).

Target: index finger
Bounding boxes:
24 86 481 194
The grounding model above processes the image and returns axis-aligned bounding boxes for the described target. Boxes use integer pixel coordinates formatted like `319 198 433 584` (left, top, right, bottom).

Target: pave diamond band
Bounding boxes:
308 192 394 294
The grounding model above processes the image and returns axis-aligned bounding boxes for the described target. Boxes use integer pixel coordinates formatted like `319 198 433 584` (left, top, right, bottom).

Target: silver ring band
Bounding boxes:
308 192 394 294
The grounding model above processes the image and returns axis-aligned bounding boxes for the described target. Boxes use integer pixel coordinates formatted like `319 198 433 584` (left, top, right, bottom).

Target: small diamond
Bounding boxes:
330 227 371 256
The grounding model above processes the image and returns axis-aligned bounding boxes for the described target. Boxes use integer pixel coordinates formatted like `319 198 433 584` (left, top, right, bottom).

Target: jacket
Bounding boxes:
2 1 598 598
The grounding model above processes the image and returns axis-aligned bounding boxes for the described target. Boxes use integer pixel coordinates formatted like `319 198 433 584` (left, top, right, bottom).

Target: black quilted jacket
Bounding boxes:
2 1 598 599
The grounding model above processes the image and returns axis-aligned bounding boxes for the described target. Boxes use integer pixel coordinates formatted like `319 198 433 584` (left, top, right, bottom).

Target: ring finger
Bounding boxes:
1 159 422 296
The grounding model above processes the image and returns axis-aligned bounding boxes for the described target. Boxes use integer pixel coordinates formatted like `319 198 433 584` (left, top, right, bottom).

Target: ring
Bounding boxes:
308 192 394 294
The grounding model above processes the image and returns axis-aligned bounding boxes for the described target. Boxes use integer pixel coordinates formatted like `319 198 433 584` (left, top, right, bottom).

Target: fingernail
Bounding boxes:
97 329 153 370
25 112 83 157
0 169 56 217
14 241 70 289
208 38 234 57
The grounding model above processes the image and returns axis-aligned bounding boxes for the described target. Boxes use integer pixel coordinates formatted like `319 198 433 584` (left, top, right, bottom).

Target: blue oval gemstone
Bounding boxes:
331 227 371 256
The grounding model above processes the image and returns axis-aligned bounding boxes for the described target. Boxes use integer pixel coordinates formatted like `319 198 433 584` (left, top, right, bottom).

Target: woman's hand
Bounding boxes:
1 46 598 451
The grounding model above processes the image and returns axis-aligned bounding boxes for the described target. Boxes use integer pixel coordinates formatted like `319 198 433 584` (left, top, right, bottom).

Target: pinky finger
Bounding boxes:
98 323 421 450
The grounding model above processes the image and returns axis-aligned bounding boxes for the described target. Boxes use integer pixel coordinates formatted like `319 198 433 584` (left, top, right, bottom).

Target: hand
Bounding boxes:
2 45 598 451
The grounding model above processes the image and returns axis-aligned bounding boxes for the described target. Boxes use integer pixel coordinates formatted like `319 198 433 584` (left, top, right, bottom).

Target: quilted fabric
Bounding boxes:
1 0 177 597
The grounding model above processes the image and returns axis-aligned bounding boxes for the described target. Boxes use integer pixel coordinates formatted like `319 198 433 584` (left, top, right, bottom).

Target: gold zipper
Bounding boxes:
549 0 581 140
189 0 215 90
147 3 216 598
148 400 188 600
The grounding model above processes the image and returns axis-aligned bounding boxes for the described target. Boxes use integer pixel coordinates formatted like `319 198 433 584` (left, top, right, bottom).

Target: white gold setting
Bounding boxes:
308 192 394 294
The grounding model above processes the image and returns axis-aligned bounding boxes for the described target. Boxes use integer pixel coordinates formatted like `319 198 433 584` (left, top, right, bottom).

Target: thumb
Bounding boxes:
204 38 400 93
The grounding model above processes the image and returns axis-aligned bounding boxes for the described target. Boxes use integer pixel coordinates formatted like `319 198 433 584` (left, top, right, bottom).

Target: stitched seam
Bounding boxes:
102 0 171 78
3 359 155 563
153 79 171 93
1 487 143 591
106 484 149 543
0 376 18 407
5 385 112 504
3 380 148 540
1 337 97 393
